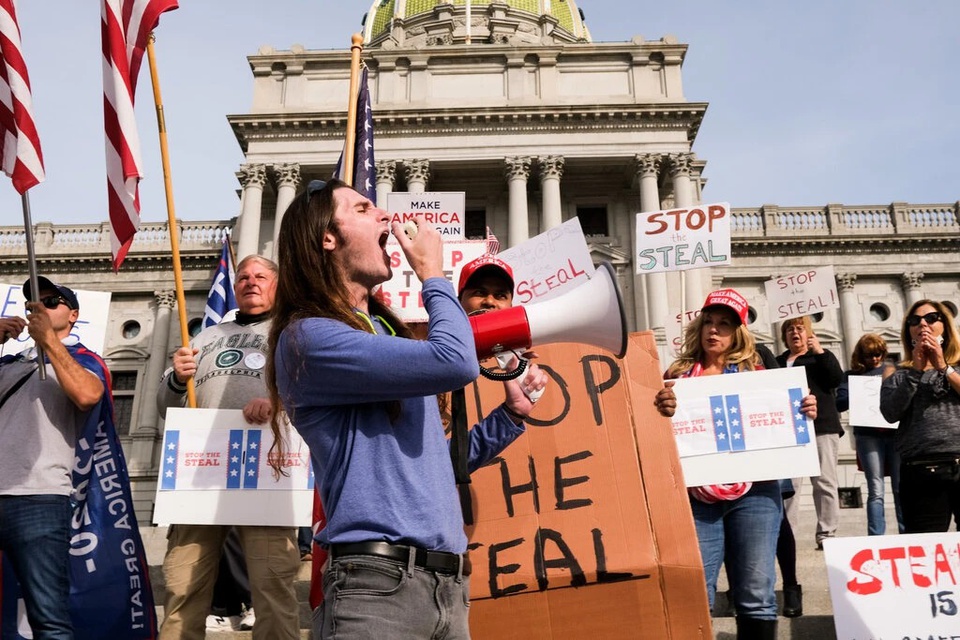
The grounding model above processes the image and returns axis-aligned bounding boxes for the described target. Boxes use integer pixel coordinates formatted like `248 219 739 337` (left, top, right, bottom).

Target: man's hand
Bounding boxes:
25 302 58 350
655 381 677 418
172 346 199 384
800 393 818 421
391 216 444 283
243 398 273 425
502 359 548 420
0 316 26 344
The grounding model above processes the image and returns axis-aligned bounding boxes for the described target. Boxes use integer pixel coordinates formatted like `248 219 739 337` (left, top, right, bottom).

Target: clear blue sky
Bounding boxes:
2 1 958 226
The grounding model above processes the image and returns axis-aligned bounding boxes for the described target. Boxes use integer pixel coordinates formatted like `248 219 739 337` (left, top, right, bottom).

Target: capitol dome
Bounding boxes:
362 0 592 47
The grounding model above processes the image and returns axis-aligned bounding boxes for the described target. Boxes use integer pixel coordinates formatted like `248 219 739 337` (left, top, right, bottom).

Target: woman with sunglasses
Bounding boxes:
880 300 960 533
836 334 902 535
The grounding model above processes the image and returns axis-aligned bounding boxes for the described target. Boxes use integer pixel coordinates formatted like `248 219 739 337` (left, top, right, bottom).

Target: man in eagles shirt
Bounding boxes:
156 255 300 640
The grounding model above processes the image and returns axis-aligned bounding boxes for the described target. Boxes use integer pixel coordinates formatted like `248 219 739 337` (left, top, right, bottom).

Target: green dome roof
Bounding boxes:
363 0 591 47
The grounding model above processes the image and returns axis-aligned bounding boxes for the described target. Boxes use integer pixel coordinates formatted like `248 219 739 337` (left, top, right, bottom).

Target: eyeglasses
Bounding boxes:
906 311 943 327
28 295 68 310
307 179 327 196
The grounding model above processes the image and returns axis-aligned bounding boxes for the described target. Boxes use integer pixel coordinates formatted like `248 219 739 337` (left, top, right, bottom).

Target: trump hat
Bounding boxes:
457 255 514 296
23 276 80 310
701 288 748 325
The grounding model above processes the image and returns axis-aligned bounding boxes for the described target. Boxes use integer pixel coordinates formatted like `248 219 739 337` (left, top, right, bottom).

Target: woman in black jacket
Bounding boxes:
777 315 844 550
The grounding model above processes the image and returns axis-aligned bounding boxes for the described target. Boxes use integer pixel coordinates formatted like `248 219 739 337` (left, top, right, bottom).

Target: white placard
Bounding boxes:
848 375 898 429
824 532 960 639
763 265 840 322
672 368 821 486
0 282 111 355
386 192 465 239
378 240 488 322
498 217 595 304
153 408 313 526
634 203 731 274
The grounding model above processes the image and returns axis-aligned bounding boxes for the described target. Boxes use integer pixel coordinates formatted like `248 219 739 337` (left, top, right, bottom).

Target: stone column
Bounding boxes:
901 272 924 307
405 159 430 193
271 163 301 257
376 160 397 206
505 157 532 247
636 153 666 333
669 152 704 310
539 155 564 233
836 272 859 365
236 163 267 259
128 290 176 473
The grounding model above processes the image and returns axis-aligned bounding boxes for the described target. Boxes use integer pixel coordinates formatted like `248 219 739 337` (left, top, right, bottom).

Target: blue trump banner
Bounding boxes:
0 344 157 639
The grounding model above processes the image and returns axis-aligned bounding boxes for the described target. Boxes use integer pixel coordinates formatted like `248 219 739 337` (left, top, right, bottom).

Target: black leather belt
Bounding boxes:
330 541 470 576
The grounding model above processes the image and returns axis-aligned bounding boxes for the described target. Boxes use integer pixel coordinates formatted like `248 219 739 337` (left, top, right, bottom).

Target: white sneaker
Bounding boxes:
240 607 255 631
205 614 240 632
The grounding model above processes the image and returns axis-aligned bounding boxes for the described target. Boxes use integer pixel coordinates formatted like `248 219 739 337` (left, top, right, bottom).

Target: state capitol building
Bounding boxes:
0 1 956 521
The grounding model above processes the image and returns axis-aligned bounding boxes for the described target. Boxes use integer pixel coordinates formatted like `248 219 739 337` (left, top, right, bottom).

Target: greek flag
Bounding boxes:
203 238 237 328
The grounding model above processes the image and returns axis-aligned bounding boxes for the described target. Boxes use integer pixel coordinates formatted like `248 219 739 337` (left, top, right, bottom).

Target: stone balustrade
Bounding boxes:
729 201 959 238
0 220 233 258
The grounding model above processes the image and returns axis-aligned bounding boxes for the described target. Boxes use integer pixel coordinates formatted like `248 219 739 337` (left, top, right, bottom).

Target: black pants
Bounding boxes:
210 526 252 616
900 459 960 533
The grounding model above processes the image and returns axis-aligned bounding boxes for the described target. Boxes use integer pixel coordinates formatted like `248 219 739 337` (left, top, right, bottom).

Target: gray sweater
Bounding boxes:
880 367 960 460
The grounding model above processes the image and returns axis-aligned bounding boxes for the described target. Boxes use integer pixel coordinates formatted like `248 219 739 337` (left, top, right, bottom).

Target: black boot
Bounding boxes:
735 616 777 640
783 583 803 617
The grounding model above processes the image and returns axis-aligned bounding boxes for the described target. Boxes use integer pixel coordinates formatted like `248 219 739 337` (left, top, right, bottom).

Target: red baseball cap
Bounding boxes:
701 288 749 325
457 255 514 296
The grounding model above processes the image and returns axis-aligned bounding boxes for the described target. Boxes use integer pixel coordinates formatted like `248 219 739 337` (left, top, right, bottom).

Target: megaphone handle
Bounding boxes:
479 356 527 381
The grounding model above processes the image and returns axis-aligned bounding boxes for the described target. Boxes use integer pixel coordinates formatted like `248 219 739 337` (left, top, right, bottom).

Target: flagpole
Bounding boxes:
20 193 46 380
343 33 364 188
146 33 196 408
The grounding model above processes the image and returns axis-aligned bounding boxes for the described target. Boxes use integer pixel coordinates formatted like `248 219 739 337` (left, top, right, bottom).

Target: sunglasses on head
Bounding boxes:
307 179 327 196
28 295 69 310
906 311 943 327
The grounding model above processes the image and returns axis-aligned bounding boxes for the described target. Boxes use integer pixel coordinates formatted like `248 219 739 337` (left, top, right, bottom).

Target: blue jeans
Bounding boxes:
691 481 782 620
315 553 470 639
0 494 73 639
856 432 903 535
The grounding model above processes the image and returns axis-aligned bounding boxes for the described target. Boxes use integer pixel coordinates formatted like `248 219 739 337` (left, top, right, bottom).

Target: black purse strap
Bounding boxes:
0 366 38 412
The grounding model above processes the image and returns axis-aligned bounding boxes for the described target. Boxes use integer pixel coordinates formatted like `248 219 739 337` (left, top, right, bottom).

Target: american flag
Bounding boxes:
0 0 44 194
485 226 500 255
101 0 178 271
202 237 237 328
333 66 376 203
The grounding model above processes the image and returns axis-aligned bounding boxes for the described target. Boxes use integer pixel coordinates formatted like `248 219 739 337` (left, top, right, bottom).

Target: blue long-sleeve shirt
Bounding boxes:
275 277 524 553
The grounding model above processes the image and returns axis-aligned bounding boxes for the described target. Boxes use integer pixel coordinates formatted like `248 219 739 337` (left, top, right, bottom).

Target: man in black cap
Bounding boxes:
0 276 107 638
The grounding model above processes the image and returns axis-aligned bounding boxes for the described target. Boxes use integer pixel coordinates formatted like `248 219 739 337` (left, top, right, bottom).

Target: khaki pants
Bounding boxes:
784 433 841 545
160 524 300 640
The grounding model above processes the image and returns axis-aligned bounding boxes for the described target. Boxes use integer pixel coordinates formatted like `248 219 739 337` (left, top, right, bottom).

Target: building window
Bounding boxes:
746 307 757 325
869 303 890 322
576 205 608 237
122 320 141 339
188 318 204 338
943 301 958 318
112 371 138 436
464 208 486 240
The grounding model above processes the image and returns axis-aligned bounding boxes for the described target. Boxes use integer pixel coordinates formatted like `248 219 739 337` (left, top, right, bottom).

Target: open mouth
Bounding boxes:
379 230 389 250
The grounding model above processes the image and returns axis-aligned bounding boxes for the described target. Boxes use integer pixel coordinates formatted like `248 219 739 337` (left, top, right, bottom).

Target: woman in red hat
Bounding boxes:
655 289 817 640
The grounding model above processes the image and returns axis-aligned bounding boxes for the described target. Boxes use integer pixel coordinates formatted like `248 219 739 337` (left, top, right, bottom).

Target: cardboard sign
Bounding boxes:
764 265 839 322
153 408 313 527
378 240 488 322
670 368 821 486
848 375 898 429
386 191 465 238
497 217 595 304
634 203 731 274
824 532 960 639
0 282 111 354
671 368 811 458
465 333 712 639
